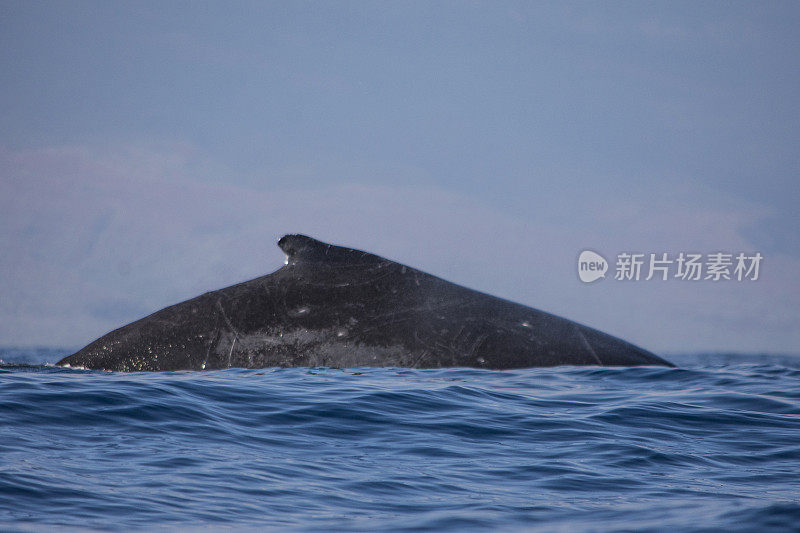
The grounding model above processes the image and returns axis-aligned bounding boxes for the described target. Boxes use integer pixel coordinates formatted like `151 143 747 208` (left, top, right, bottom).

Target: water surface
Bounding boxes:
1 348 798 531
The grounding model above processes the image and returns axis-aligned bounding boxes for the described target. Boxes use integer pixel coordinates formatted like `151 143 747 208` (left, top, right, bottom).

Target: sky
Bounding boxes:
1 1 798 354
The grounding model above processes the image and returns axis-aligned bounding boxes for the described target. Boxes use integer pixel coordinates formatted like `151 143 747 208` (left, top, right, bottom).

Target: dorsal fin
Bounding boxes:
277 234 387 266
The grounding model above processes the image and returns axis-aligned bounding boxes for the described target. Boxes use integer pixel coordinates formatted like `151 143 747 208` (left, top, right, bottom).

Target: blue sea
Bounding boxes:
1 348 798 532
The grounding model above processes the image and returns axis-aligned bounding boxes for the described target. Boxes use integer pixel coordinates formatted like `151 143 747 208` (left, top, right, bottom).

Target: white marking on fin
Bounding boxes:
576 327 602 365
227 336 237 367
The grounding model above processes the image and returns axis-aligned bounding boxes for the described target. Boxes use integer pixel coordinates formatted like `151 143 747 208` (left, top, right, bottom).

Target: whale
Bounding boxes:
57 234 673 371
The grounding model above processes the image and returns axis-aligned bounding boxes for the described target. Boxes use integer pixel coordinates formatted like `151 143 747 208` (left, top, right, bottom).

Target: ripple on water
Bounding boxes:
0 351 798 531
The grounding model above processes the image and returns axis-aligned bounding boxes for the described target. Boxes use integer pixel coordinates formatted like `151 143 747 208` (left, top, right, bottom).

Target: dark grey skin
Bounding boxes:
57 235 673 371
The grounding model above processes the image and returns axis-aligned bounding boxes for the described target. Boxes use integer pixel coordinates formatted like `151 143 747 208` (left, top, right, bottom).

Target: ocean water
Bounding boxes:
1 348 798 532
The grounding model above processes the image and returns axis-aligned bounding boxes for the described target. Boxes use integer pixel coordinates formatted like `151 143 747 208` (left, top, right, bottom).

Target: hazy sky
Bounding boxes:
1 1 798 354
